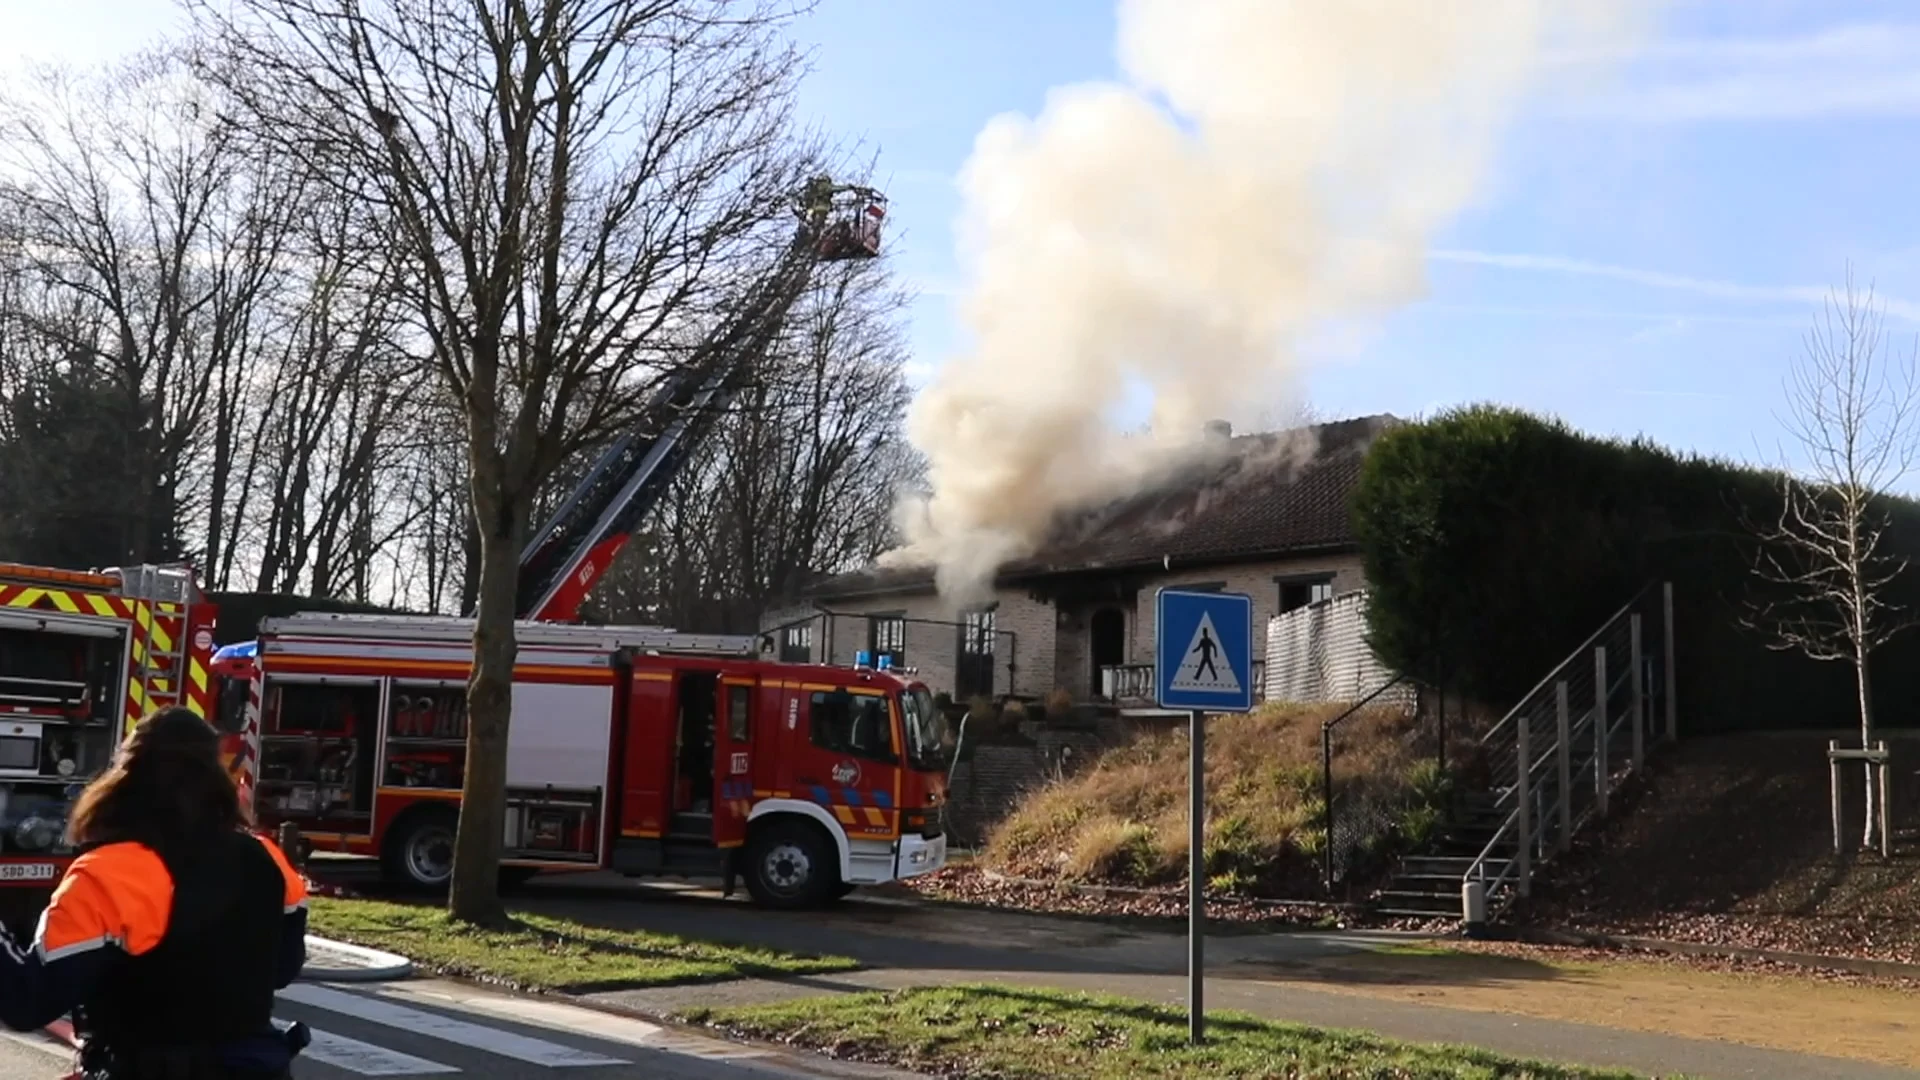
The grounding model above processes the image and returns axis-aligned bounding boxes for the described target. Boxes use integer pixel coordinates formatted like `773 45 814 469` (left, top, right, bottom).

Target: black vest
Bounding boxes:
77 830 286 1068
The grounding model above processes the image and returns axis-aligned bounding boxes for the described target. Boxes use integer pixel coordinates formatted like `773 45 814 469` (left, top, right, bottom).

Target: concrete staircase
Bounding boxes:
1370 582 1677 927
1371 792 1515 918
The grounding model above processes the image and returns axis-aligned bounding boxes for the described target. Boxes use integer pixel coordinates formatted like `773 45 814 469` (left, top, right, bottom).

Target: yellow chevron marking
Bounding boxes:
189 659 208 693
45 591 79 614
9 589 43 608
85 595 116 617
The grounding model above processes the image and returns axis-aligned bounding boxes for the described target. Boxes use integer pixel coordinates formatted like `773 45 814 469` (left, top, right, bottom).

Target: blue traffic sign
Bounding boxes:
1155 588 1255 712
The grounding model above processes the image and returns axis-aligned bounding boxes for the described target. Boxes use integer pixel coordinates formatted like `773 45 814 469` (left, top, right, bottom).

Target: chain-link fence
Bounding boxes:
1319 671 1426 892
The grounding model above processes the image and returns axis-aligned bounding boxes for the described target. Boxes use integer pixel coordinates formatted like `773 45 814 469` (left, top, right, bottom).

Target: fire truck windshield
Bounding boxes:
900 687 944 771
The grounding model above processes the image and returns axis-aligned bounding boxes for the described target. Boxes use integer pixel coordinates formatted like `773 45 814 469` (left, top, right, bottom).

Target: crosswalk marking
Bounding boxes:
303 1028 459 1076
282 983 630 1069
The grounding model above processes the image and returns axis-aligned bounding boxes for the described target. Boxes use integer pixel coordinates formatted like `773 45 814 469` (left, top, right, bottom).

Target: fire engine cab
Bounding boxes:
0 561 219 924
217 613 949 908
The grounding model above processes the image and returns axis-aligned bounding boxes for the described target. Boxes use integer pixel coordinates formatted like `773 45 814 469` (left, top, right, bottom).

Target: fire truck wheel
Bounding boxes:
744 818 839 910
382 807 458 892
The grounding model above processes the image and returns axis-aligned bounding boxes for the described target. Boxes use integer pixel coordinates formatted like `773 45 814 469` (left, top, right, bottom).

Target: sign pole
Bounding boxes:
1154 587 1250 1050
1189 705 1206 1046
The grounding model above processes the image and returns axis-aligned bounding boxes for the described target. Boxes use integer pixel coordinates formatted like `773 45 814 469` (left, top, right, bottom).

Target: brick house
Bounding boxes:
759 414 1396 710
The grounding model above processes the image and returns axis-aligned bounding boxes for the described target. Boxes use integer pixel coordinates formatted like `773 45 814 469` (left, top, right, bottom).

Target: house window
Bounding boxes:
781 624 813 663
961 609 995 655
955 608 996 699
869 614 906 666
1278 576 1334 614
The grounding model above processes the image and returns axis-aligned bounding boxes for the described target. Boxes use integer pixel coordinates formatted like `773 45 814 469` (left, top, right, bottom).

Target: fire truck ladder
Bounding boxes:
117 564 198 718
513 178 888 623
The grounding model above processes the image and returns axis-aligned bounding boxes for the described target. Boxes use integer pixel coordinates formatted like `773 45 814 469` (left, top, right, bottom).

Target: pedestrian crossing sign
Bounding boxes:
1154 588 1254 712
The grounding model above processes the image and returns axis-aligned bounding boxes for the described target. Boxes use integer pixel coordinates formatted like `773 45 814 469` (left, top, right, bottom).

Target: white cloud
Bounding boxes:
1545 21 1920 121
1429 249 1920 322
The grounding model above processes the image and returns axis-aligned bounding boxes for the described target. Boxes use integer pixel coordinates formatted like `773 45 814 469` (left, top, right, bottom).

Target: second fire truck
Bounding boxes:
0 561 221 924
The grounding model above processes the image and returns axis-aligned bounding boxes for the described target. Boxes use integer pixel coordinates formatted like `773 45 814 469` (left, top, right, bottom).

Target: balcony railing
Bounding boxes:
1098 661 1267 706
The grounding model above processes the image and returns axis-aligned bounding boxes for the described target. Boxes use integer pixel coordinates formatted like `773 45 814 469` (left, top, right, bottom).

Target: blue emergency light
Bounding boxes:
854 650 871 668
877 655 893 671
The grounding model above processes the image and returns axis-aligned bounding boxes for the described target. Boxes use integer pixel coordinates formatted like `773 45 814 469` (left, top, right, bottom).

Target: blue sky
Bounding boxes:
17 1 1920 485
785 0 1920 487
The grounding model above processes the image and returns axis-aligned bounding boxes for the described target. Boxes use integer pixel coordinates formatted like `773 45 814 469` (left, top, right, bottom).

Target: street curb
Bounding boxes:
299 934 415 982
1505 925 1920 981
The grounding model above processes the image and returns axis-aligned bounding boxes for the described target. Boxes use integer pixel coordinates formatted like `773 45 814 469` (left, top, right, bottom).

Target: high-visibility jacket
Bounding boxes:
0 830 309 1075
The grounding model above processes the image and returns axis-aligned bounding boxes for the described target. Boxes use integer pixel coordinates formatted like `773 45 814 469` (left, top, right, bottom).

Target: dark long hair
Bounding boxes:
67 706 252 853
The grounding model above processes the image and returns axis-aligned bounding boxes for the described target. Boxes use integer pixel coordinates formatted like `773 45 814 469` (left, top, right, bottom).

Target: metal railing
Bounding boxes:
1097 660 1267 704
1461 582 1676 925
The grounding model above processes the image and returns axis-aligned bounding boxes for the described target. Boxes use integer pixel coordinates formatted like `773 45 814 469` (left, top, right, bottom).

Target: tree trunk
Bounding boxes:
1857 651 1877 850
447 474 526 926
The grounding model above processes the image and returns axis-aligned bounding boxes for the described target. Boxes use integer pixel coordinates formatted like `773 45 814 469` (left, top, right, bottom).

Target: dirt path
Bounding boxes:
1232 943 1920 1070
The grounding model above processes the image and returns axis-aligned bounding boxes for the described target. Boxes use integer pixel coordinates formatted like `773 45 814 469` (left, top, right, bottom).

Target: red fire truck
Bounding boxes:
218 612 949 907
0 561 220 921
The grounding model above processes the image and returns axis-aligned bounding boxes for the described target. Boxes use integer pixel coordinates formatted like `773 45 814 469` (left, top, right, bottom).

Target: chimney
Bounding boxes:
1204 419 1232 441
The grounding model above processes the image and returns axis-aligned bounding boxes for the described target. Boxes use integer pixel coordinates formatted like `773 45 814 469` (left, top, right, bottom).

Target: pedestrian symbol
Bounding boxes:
1168 613 1241 695
1154 588 1254 712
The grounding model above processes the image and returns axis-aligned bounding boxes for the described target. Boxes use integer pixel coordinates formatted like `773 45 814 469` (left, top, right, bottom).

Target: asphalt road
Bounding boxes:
106 858 1898 1080
457 867 1920 1080
2 975 924 1079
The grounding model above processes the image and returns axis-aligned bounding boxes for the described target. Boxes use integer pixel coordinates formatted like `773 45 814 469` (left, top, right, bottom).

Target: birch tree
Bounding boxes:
1746 273 1920 851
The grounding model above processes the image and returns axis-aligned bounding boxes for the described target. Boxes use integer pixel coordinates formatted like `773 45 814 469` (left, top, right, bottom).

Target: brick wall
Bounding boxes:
759 587 1057 700
761 551 1366 703
943 713 1136 847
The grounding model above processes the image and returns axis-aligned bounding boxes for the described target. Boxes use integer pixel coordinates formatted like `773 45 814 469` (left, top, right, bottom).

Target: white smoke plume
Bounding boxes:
886 0 1656 604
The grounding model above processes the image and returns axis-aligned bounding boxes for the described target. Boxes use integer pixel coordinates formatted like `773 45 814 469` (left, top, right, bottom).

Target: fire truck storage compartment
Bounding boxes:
257 677 380 833
383 679 469 791
0 615 125 848
503 680 611 862
503 786 602 861
0 614 124 729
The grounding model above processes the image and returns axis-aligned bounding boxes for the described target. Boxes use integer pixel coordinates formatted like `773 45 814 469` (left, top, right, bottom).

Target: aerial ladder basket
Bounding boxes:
797 177 887 261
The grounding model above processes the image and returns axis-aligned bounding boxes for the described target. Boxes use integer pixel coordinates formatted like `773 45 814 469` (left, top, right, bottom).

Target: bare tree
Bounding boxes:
190 0 821 921
0 49 302 567
1745 272 1920 851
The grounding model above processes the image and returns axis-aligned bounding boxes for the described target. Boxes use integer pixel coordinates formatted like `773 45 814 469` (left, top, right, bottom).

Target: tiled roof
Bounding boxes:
808 414 1398 599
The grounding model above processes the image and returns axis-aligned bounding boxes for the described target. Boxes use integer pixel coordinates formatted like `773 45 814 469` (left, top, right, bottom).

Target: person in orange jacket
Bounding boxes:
0 706 310 1078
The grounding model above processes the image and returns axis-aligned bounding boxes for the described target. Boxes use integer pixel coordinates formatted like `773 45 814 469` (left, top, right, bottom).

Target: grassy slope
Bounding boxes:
983 703 1440 896
1517 732 1920 962
308 896 857 992
687 984 1672 1080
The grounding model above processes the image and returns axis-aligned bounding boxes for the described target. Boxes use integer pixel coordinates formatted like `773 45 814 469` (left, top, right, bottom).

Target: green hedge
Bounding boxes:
1351 405 1920 733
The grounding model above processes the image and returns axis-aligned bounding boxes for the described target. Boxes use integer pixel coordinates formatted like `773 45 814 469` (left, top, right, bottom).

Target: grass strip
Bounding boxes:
308 896 858 992
685 983 1690 1079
